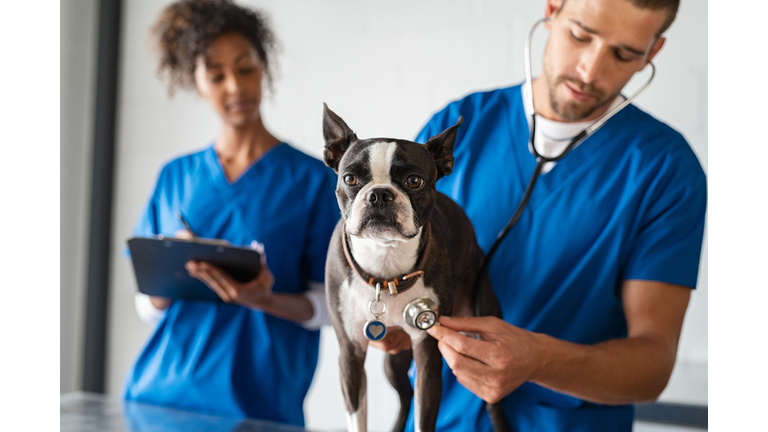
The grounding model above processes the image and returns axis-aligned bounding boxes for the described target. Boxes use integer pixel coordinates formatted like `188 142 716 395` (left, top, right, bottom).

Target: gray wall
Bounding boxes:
60 0 98 394
58 0 707 429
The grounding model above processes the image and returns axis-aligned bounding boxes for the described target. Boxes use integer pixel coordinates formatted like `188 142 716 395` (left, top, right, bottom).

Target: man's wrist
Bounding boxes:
528 331 556 383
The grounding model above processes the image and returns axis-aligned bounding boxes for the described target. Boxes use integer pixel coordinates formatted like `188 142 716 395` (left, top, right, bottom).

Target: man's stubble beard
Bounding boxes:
543 52 617 122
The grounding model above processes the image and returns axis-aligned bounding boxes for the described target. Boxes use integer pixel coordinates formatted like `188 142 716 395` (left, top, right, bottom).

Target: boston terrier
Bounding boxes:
322 104 510 432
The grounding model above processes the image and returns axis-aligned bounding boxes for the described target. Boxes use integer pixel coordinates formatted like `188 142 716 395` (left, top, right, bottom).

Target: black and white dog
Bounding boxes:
322 104 509 432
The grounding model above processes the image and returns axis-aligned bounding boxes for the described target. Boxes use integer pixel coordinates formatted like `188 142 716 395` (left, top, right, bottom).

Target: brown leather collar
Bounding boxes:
342 222 431 296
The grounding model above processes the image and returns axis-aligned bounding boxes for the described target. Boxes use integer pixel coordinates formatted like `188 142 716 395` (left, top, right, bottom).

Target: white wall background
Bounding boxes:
60 0 98 394
87 0 708 430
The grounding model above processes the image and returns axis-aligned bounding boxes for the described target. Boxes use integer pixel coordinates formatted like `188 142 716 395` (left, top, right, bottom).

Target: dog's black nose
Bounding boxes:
367 188 394 205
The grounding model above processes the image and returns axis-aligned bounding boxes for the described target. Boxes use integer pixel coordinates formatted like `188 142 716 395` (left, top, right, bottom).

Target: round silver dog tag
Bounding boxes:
363 319 387 341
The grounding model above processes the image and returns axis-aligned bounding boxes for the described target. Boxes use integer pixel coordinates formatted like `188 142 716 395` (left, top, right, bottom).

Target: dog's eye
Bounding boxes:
405 175 424 190
344 175 358 186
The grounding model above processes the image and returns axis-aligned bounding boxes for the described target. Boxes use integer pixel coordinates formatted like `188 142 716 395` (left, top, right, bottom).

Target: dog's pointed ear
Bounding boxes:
323 103 358 172
424 116 462 180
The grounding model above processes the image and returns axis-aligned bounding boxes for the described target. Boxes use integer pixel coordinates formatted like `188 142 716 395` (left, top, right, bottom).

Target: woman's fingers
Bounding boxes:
187 261 232 302
186 257 275 307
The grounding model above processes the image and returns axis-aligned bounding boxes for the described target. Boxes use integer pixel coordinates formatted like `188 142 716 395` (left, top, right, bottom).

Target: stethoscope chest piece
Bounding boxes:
403 297 439 330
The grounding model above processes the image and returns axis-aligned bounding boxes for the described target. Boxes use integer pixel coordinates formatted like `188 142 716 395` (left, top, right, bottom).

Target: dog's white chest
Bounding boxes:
339 276 439 346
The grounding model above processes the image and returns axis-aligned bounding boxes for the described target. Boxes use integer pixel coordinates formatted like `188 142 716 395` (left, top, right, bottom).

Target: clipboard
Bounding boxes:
127 236 262 302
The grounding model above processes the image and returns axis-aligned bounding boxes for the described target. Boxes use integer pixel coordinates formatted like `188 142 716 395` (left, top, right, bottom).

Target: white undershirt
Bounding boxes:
521 82 625 174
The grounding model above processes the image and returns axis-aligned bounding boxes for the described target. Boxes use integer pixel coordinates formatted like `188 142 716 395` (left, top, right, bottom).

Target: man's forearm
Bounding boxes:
531 332 676 405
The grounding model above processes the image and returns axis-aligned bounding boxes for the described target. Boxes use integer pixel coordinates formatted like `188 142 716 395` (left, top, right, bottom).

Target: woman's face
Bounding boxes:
194 32 264 128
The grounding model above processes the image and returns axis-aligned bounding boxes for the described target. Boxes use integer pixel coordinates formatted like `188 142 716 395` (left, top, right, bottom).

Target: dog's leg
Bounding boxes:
411 336 442 432
338 339 368 432
384 348 414 432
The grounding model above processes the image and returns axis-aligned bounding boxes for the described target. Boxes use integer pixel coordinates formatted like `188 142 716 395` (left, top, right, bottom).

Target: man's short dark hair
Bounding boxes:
560 0 680 37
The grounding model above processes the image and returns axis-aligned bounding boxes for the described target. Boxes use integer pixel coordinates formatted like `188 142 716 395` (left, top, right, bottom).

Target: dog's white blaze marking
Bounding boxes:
346 410 365 432
368 141 397 185
347 141 398 235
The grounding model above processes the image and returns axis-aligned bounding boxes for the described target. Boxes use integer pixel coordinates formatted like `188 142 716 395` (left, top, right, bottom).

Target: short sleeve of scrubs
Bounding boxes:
621 137 707 287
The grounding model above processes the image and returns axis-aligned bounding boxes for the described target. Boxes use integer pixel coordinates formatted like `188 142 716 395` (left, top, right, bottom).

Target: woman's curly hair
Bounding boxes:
151 0 278 96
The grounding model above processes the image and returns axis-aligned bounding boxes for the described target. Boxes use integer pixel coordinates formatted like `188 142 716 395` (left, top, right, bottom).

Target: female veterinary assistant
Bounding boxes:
122 0 339 426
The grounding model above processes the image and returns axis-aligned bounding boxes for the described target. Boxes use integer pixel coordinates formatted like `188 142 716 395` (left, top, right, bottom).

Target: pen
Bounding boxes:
178 212 198 239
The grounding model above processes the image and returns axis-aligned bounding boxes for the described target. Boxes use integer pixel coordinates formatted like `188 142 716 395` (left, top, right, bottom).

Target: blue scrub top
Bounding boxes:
123 143 339 426
405 84 706 431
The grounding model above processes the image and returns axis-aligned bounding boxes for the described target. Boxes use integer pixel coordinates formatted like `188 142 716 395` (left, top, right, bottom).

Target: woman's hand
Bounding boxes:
149 296 173 310
174 229 194 239
186 255 274 308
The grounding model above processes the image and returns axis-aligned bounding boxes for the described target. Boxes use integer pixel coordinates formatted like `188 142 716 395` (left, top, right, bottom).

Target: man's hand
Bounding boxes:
369 326 412 354
426 315 544 404
428 281 691 405
186 255 274 308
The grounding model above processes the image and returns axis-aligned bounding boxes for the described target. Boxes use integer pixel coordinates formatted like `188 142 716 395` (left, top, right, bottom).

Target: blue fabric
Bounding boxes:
404 84 706 432
123 143 340 426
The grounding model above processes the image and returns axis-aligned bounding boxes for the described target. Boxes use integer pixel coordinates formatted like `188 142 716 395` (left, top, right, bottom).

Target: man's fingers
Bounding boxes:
428 321 492 365
384 328 412 354
369 327 412 354
438 315 504 337
437 339 488 378
437 340 507 404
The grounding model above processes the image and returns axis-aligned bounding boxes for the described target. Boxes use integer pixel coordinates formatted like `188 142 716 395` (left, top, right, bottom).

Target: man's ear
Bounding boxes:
323 103 358 172
642 37 666 69
424 116 463 181
545 0 564 20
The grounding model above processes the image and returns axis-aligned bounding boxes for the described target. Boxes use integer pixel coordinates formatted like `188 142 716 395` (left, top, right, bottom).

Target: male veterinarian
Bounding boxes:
375 0 707 430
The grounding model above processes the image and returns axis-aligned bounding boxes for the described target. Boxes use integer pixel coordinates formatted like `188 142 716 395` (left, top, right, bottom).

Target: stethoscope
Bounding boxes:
473 17 657 316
